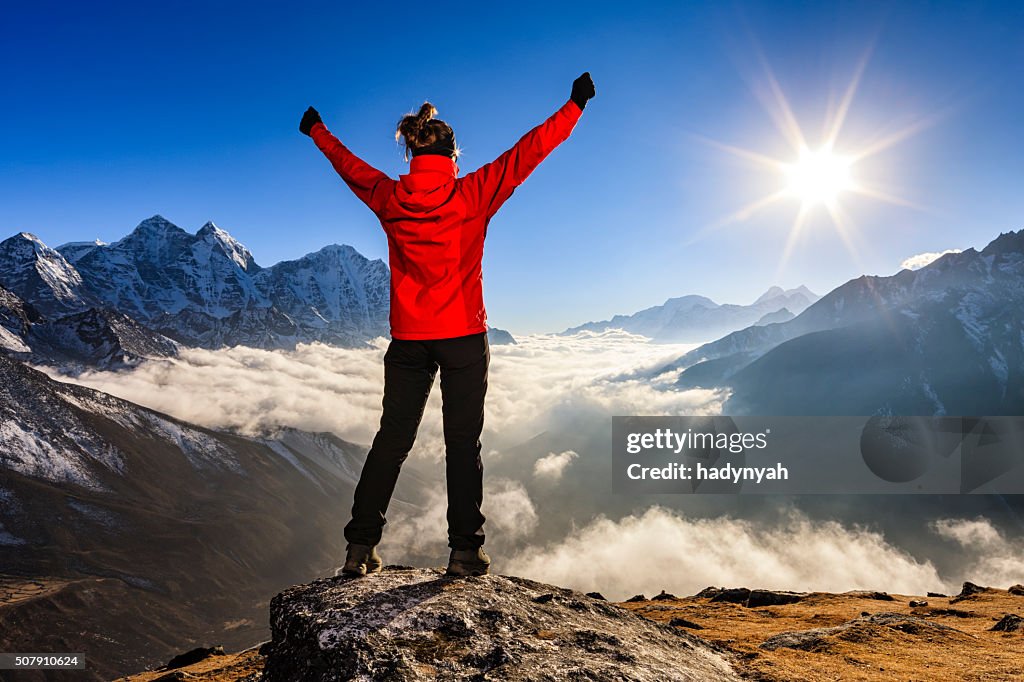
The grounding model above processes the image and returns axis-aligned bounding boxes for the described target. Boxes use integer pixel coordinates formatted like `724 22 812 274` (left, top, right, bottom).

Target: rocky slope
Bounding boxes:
0 284 41 354
26 306 181 369
0 282 179 369
0 355 429 680
667 229 1024 415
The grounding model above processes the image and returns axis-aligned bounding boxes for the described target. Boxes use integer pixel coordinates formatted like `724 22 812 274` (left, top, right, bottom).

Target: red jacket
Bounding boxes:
311 99 583 340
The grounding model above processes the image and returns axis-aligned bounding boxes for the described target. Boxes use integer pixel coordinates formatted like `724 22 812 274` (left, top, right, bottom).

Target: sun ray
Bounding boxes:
714 189 790 227
700 38 930 273
689 133 785 170
776 203 811 277
743 36 808 153
758 63 808 153
849 114 941 162
683 189 791 247
825 201 867 273
849 184 929 212
823 46 873 148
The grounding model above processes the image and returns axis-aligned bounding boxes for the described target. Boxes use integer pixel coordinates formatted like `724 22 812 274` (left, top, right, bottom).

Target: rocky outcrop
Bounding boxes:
261 567 741 681
991 614 1022 632
951 581 991 603
692 586 805 608
760 612 968 652
163 645 226 670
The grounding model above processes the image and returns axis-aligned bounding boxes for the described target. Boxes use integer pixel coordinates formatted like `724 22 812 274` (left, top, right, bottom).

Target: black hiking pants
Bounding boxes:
344 331 489 550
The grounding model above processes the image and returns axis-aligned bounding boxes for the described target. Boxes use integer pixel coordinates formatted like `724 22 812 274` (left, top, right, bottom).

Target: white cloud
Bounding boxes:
379 476 537 558
900 249 961 270
32 333 1024 600
41 331 723 463
485 478 539 538
504 506 947 601
533 450 578 480
931 517 1024 588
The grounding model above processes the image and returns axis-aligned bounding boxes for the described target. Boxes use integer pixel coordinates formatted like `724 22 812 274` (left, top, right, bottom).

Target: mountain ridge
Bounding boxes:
561 286 819 342
671 228 1024 415
1 215 516 357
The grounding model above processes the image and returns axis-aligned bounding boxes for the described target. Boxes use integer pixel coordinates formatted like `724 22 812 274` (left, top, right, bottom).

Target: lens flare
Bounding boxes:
693 44 935 274
782 146 854 207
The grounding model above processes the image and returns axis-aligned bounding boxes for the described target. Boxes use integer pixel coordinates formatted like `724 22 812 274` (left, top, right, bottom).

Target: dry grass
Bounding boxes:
0 576 72 606
622 586 1024 681
112 645 264 682
114 585 1024 681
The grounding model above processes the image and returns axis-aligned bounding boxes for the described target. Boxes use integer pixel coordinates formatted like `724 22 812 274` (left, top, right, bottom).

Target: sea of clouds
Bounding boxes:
44 330 1023 598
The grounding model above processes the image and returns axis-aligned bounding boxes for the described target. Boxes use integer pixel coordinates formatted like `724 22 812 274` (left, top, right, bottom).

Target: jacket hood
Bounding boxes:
396 155 460 212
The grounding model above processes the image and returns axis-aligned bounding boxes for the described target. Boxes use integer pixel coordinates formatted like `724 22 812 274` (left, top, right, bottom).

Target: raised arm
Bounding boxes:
300 106 394 215
460 72 595 220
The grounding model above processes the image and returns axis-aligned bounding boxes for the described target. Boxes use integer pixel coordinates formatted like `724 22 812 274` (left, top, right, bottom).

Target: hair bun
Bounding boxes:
416 102 437 122
395 101 456 161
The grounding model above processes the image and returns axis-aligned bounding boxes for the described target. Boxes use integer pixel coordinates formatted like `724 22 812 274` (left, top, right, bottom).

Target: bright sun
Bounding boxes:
782 146 854 207
697 49 929 273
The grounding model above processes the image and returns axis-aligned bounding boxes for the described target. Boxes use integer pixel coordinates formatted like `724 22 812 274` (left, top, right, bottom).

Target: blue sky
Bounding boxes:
2 1 1023 333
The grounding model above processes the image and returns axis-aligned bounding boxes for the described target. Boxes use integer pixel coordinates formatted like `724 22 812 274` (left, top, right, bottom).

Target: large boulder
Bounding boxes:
261 567 740 681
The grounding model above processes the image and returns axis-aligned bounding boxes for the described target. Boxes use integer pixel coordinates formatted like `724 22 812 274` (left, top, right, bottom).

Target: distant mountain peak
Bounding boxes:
59 238 107 248
0 231 88 317
561 286 819 342
792 285 817 297
196 220 259 271
113 215 191 247
281 243 380 268
12 216 392 350
313 243 360 257
662 294 718 309
754 286 786 304
981 228 1024 256
0 231 72 264
754 285 818 305
135 214 181 232
2 232 53 255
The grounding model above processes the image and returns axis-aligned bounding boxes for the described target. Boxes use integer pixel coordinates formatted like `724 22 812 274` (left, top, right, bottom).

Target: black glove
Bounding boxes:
570 72 596 110
299 106 322 136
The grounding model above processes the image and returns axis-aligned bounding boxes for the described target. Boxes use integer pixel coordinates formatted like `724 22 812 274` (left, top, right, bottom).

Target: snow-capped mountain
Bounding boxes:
675 230 1024 415
66 215 269 322
561 286 819 342
59 215 392 348
0 232 91 317
57 237 107 264
0 215 395 352
250 243 390 343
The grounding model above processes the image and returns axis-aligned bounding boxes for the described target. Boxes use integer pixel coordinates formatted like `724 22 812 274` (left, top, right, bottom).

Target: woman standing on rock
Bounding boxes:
300 72 595 577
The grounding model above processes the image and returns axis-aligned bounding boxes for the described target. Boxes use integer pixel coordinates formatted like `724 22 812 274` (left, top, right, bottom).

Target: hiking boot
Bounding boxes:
341 543 382 577
445 547 491 577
